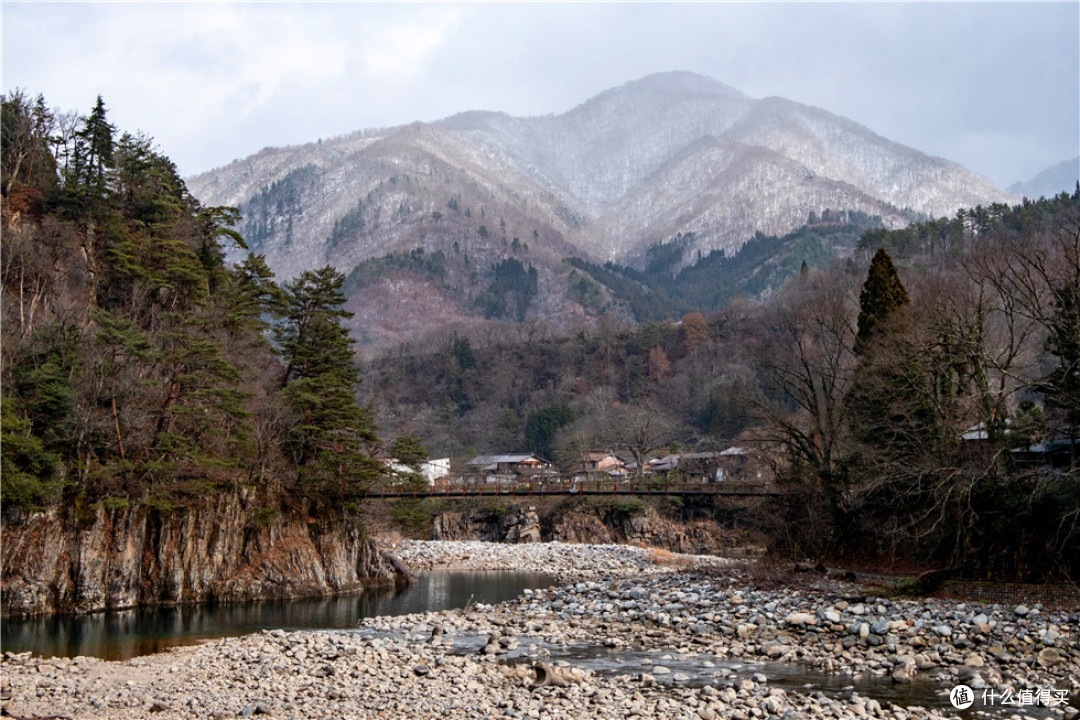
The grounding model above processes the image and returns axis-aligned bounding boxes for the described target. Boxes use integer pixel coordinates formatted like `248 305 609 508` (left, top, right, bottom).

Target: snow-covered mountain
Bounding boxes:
186 71 1016 350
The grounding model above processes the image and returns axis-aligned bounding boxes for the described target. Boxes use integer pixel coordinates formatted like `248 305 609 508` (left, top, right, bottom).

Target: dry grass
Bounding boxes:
645 547 695 568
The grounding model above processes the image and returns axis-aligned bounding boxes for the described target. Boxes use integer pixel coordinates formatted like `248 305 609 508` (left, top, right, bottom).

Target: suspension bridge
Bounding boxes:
363 480 791 499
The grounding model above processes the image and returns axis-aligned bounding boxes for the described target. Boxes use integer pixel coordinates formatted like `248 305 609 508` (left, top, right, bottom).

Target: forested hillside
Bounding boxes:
0 92 386 515
365 190 1080 581
566 210 883 322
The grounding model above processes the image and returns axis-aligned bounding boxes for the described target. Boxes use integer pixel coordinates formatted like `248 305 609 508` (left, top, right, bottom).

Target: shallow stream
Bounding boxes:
0 571 555 661
352 627 1054 719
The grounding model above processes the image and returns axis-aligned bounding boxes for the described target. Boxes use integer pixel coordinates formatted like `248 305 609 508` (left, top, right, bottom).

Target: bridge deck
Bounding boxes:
364 481 787 499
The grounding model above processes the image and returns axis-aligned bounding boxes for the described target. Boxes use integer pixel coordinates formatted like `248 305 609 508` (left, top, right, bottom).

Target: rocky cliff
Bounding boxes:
1 492 408 617
427 500 740 556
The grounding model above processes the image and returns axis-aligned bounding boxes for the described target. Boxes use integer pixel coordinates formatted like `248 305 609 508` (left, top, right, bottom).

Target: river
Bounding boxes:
0 571 556 661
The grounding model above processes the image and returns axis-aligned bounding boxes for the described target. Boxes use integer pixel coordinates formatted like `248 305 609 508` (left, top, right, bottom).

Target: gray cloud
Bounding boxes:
3 2 1077 187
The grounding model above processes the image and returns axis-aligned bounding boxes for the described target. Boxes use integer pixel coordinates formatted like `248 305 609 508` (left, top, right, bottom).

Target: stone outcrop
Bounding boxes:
428 500 733 555
1 491 408 617
429 505 542 544
501 505 542 544
549 513 613 545
615 505 731 555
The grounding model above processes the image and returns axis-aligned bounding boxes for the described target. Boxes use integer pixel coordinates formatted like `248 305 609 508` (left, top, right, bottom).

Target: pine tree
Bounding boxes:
274 266 351 385
223 253 284 343
391 433 428 468
856 248 909 351
62 95 115 216
194 205 246 288
274 266 381 494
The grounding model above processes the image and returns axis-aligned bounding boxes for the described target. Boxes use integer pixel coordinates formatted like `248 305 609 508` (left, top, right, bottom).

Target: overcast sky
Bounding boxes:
3 2 1078 187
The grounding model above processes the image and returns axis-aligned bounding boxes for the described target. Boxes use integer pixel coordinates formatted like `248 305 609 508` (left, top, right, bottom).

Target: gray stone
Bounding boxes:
763 642 786 658
1037 647 1063 667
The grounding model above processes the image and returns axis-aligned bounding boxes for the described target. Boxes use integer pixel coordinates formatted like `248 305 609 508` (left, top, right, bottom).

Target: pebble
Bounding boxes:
2 541 1076 720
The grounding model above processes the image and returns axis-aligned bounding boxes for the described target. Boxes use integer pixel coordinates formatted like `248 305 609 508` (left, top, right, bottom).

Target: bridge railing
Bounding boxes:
367 479 787 498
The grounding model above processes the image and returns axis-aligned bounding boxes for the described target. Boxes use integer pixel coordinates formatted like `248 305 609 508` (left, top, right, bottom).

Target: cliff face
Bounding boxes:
428 501 737 556
1 492 406 617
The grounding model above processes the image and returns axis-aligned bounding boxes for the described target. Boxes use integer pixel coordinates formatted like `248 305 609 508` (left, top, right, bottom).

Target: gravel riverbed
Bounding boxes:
1 541 1077 720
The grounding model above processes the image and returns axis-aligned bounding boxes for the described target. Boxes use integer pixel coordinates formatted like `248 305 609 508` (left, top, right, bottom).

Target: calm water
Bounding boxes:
0 571 556 661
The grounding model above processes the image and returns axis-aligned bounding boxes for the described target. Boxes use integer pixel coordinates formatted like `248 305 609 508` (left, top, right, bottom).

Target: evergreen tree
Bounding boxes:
61 95 115 217
274 266 381 493
391 433 428 468
1 90 58 201
274 266 351 385
0 390 63 510
524 404 576 459
856 248 909 350
223 253 284 343
195 205 246 286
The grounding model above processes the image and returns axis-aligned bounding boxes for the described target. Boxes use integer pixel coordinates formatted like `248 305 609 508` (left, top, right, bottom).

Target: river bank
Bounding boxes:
2 541 1076 720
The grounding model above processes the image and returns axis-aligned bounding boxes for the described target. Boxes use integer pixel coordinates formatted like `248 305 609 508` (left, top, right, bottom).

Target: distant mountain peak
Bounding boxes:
1010 156 1080 199
620 71 748 98
567 71 747 116
188 71 1015 351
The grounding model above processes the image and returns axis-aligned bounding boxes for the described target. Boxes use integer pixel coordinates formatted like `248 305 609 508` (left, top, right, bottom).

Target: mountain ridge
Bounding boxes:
1009 156 1080 200
186 71 1016 350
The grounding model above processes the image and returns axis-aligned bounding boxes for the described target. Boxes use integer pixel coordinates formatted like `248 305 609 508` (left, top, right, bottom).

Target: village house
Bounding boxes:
640 448 771 484
381 457 452 486
573 451 628 481
643 451 724 480
465 454 555 484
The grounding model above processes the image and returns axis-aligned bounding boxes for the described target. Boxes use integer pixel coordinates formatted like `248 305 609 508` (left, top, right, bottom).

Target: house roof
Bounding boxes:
467 454 548 466
680 452 722 460
960 419 1013 441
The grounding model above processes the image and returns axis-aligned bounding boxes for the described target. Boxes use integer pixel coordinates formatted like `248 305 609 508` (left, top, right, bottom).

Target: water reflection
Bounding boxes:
0 571 555 661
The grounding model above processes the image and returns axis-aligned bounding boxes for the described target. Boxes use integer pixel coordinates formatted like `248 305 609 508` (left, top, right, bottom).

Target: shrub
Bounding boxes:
255 506 281 526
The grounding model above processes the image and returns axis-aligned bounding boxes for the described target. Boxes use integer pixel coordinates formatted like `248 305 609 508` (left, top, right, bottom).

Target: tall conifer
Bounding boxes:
274 266 381 494
856 248 909 350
